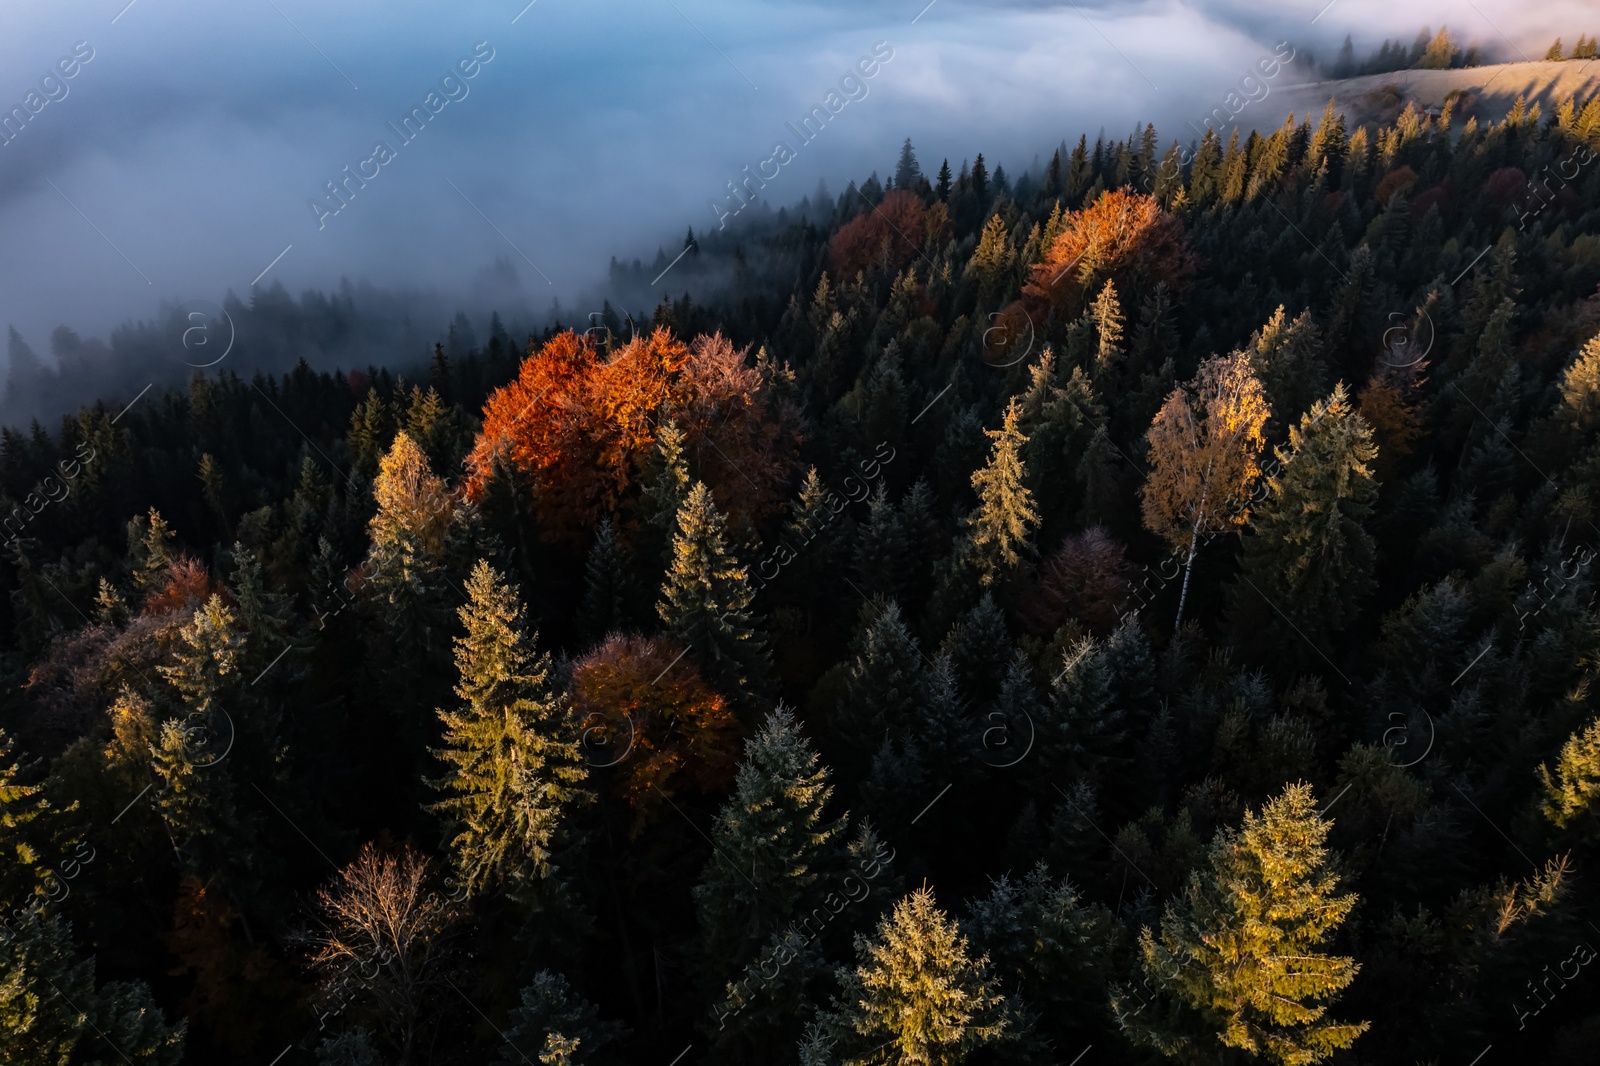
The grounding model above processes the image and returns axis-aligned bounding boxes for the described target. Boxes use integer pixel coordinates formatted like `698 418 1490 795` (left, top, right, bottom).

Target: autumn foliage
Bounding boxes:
828 189 929 277
1018 526 1137 635
463 327 794 543
569 633 741 833
1023 188 1194 317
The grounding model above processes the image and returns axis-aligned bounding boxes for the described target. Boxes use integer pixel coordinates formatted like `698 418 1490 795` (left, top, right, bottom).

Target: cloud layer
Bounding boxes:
1 0 1593 375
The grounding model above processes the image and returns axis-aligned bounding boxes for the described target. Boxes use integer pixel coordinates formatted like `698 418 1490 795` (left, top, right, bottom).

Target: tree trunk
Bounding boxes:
1174 523 1201 633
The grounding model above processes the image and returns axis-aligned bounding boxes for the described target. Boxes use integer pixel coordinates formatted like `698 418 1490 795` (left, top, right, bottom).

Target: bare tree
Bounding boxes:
303 842 460 1065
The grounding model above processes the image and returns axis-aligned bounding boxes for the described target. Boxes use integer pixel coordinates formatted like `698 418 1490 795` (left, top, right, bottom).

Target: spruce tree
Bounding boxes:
427 560 590 901
1117 782 1367 1065
894 138 922 189
693 706 845 975
658 481 770 702
1539 715 1600 834
965 398 1040 587
1232 383 1379 653
577 518 633 642
498 971 626 1066
816 886 1010 1064
833 600 925 769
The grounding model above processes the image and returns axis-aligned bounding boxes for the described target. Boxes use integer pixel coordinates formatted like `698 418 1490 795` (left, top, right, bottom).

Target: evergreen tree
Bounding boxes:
894 139 922 189
965 215 1014 304
693 706 845 974
1090 279 1126 381
965 398 1040 587
814 886 1009 1064
1539 715 1600 834
427 560 590 901
1117 783 1367 1065
1232 383 1379 653
833 600 924 770
577 518 633 642
498 971 626 1066
658 482 770 701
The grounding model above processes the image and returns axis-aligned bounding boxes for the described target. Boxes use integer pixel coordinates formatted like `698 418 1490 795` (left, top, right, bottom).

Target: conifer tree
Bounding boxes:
815 886 1009 1064
498 971 626 1066
1141 350 1270 630
833 600 924 769
347 388 393 480
427 560 590 900
1090 279 1126 381
658 481 770 701
1232 383 1379 653
1117 783 1367 1065
852 482 909 602
127 507 176 598
966 215 1014 304
965 398 1040 587
362 432 455 667
1539 715 1600 834
894 138 922 189
693 706 845 974
577 518 632 642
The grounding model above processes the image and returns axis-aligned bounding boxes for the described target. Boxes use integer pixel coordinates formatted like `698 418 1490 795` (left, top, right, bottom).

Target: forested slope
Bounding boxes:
4 74 1600 1066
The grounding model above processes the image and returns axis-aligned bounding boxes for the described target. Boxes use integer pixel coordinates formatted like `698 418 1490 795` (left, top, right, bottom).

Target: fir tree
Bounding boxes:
498 971 626 1066
833 600 925 770
577 518 632 642
816 886 1010 1064
1117 782 1367 1065
1090 279 1126 381
658 482 770 701
1232 383 1379 654
894 139 922 189
1539 715 1600 834
965 398 1040 587
427 560 590 900
693 705 845 974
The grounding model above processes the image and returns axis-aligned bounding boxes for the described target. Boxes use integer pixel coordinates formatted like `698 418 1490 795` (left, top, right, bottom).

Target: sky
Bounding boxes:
0 0 1592 363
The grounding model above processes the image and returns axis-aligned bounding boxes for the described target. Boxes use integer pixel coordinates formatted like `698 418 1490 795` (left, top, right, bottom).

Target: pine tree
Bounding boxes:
693 706 845 974
1559 333 1600 432
1546 38 1564 61
1117 783 1367 1065
1141 350 1270 630
935 159 952 201
852 483 909 601
658 482 770 702
965 399 1040 587
816 886 1010 1064
0 728 57 907
1232 383 1379 653
427 560 590 900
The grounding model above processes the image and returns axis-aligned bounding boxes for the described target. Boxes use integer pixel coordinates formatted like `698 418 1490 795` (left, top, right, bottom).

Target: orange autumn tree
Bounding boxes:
828 189 928 277
569 633 741 834
1023 188 1195 319
463 328 792 543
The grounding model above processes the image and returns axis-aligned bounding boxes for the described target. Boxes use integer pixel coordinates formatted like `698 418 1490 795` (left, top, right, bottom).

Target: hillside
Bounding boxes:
1276 57 1600 130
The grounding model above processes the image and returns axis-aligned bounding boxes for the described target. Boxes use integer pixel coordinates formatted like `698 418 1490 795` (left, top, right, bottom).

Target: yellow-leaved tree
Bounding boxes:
1140 349 1270 630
